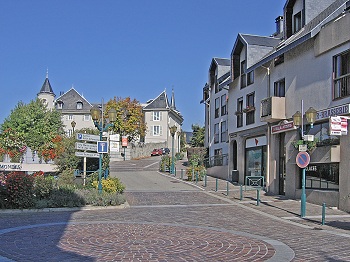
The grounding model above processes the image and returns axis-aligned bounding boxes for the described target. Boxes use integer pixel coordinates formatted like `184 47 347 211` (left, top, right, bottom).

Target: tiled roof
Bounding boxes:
213 58 231 66
38 77 55 96
143 91 169 110
55 88 92 111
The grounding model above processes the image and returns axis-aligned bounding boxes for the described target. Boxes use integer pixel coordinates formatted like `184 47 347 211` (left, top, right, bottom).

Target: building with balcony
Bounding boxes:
205 0 350 211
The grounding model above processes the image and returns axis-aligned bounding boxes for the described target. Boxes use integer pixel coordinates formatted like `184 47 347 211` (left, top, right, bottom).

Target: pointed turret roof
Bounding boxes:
170 89 176 110
38 70 55 96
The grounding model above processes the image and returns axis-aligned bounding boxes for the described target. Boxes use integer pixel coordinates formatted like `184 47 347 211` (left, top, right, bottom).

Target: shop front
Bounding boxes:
244 136 267 184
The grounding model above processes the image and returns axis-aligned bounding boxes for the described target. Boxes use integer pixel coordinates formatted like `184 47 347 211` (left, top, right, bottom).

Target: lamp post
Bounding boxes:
169 125 177 174
292 100 317 217
71 120 76 134
90 104 117 194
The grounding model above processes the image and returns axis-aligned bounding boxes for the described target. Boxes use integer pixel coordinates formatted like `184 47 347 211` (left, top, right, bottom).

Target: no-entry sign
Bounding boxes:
296 152 310 168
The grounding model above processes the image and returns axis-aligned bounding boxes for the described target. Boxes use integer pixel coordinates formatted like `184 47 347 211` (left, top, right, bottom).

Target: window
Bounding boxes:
77 102 83 109
221 121 227 142
247 71 254 85
333 50 350 99
215 98 220 118
246 93 255 125
221 95 227 116
305 163 339 190
153 111 161 121
308 121 340 147
237 97 243 128
84 114 90 121
214 123 219 143
293 11 302 33
152 125 162 136
274 54 284 66
274 79 285 97
68 129 73 137
67 115 73 121
57 101 63 109
241 60 246 88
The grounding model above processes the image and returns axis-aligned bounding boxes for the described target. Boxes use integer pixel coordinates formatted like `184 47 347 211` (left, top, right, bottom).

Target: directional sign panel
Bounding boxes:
296 152 310 168
97 141 108 153
75 151 100 158
76 133 100 142
75 142 97 151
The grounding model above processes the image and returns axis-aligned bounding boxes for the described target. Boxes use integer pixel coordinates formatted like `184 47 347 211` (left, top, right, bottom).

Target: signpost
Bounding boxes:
75 151 99 158
296 151 310 217
75 142 97 151
76 133 100 142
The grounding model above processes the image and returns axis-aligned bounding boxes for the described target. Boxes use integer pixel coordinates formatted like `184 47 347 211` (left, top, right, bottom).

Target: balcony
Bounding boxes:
260 96 286 123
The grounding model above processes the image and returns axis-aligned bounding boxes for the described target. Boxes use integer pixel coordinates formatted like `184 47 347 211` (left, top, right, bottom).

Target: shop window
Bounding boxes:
333 49 350 99
274 79 285 97
308 121 340 147
215 97 220 118
214 123 219 143
304 163 339 190
245 146 267 179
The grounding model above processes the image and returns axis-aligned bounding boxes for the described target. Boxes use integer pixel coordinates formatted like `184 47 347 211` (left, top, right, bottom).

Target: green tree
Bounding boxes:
0 99 64 161
105 97 146 142
190 124 205 147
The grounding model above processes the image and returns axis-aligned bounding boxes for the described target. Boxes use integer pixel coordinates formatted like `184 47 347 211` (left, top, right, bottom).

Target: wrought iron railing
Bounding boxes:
334 73 350 99
204 154 228 168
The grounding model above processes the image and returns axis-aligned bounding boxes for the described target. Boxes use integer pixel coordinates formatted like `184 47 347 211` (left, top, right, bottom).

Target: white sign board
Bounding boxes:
110 141 120 152
299 144 308 152
76 133 100 142
329 116 342 136
75 142 97 151
110 134 120 142
75 151 100 158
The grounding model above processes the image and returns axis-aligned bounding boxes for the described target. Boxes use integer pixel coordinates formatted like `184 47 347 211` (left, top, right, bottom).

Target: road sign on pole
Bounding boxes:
75 142 97 151
296 151 310 168
97 141 108 153
76 133 100 142
75 151 100 158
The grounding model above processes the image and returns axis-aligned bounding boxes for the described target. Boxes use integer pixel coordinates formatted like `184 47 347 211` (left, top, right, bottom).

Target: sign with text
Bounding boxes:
97 141 108 153
329 116 348 136
75 142 97 151
110 141 120 152
271 121 296 134
122 136 128 148
76 133 100 142
110 134 120 142
75 151 99 158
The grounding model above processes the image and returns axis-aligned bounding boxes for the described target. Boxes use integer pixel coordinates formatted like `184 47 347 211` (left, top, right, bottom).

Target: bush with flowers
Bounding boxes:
0 128 27 163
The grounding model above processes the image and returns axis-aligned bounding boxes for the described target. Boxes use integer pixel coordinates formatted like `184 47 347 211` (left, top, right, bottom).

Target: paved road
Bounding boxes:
0 157 349 261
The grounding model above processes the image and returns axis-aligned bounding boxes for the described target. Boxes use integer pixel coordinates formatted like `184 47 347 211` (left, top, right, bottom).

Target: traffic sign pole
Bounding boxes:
296 151 310 218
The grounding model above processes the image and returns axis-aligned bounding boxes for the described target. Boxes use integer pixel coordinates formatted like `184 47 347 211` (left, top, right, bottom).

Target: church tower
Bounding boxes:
37 70 55 110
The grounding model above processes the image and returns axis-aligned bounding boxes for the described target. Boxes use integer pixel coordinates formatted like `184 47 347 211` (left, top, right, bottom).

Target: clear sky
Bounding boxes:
0 0 285 131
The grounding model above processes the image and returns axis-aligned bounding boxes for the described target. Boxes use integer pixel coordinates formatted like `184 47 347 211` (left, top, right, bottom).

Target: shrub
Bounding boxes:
6 172 35 208
159 155 171 172
186 165 206 181
75 189 125 206
34 175 54 200
45 187 85 208
57 168 75 187
92 177 125 194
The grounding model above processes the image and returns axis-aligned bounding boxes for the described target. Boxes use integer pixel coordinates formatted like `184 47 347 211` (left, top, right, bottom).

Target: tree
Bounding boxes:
105 97 146 142
0 99 64 162
190 124 205 147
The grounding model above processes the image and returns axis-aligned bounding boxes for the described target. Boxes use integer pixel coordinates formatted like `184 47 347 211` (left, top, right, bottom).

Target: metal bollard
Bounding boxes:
257 189 260 206
181 169 183 180
215 178 218 192
322 203 326 225
240 185 243 200
226 181 229 196
195 172 198 184
174 167 176 177
204 173 207 187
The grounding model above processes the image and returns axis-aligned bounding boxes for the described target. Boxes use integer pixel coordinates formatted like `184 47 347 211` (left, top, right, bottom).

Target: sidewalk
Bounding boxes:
173 159 350 233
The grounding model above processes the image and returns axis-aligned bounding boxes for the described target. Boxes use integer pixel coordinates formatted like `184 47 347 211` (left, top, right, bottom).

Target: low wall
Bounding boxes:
206 165 229 180
110 142 167 161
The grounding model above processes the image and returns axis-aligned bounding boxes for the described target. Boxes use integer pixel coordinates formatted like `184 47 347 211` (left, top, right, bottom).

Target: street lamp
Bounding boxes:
90 105 117 194
292 100 317 217
71 120 76 134
169 125 177 174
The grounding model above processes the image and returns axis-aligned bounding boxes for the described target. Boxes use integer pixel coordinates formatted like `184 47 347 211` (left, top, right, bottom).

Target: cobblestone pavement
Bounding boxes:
0 158 349 261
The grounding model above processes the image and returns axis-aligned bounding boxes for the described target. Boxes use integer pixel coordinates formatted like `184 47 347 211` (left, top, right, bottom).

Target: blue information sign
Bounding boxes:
97 141 108 154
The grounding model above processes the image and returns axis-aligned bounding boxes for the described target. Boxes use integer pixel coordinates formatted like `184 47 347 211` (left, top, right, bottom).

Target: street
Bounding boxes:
0 157 350 261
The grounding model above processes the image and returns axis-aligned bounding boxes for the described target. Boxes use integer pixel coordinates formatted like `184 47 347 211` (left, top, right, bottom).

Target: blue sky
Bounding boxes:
0 0 285 131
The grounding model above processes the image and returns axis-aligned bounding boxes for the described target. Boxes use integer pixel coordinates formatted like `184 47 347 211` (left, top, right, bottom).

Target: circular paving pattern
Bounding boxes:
0 222 293 261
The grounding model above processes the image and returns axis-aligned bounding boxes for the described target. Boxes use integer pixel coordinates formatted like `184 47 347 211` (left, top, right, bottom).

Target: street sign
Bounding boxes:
110 141 120 152
76 133 100 142
75 142 97 151
122 136 128 148
110 134 120 142
296 151 310 168
298 144 308 152
97 141 108 153
75 151 99 158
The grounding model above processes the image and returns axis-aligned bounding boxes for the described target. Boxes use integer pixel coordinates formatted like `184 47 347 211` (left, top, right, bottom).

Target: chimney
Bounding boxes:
275 16 284 35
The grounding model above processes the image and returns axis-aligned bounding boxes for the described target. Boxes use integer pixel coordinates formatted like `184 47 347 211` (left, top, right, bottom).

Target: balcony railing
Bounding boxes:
260 96 286 123
334 73 350 99
204 154 228 168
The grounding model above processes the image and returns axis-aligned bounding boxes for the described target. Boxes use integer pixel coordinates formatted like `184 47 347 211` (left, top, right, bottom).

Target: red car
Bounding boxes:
151 149 163 156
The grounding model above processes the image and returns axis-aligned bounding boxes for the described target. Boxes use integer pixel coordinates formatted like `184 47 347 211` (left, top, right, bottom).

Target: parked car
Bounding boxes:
151 148 163 156
161 148 170 154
